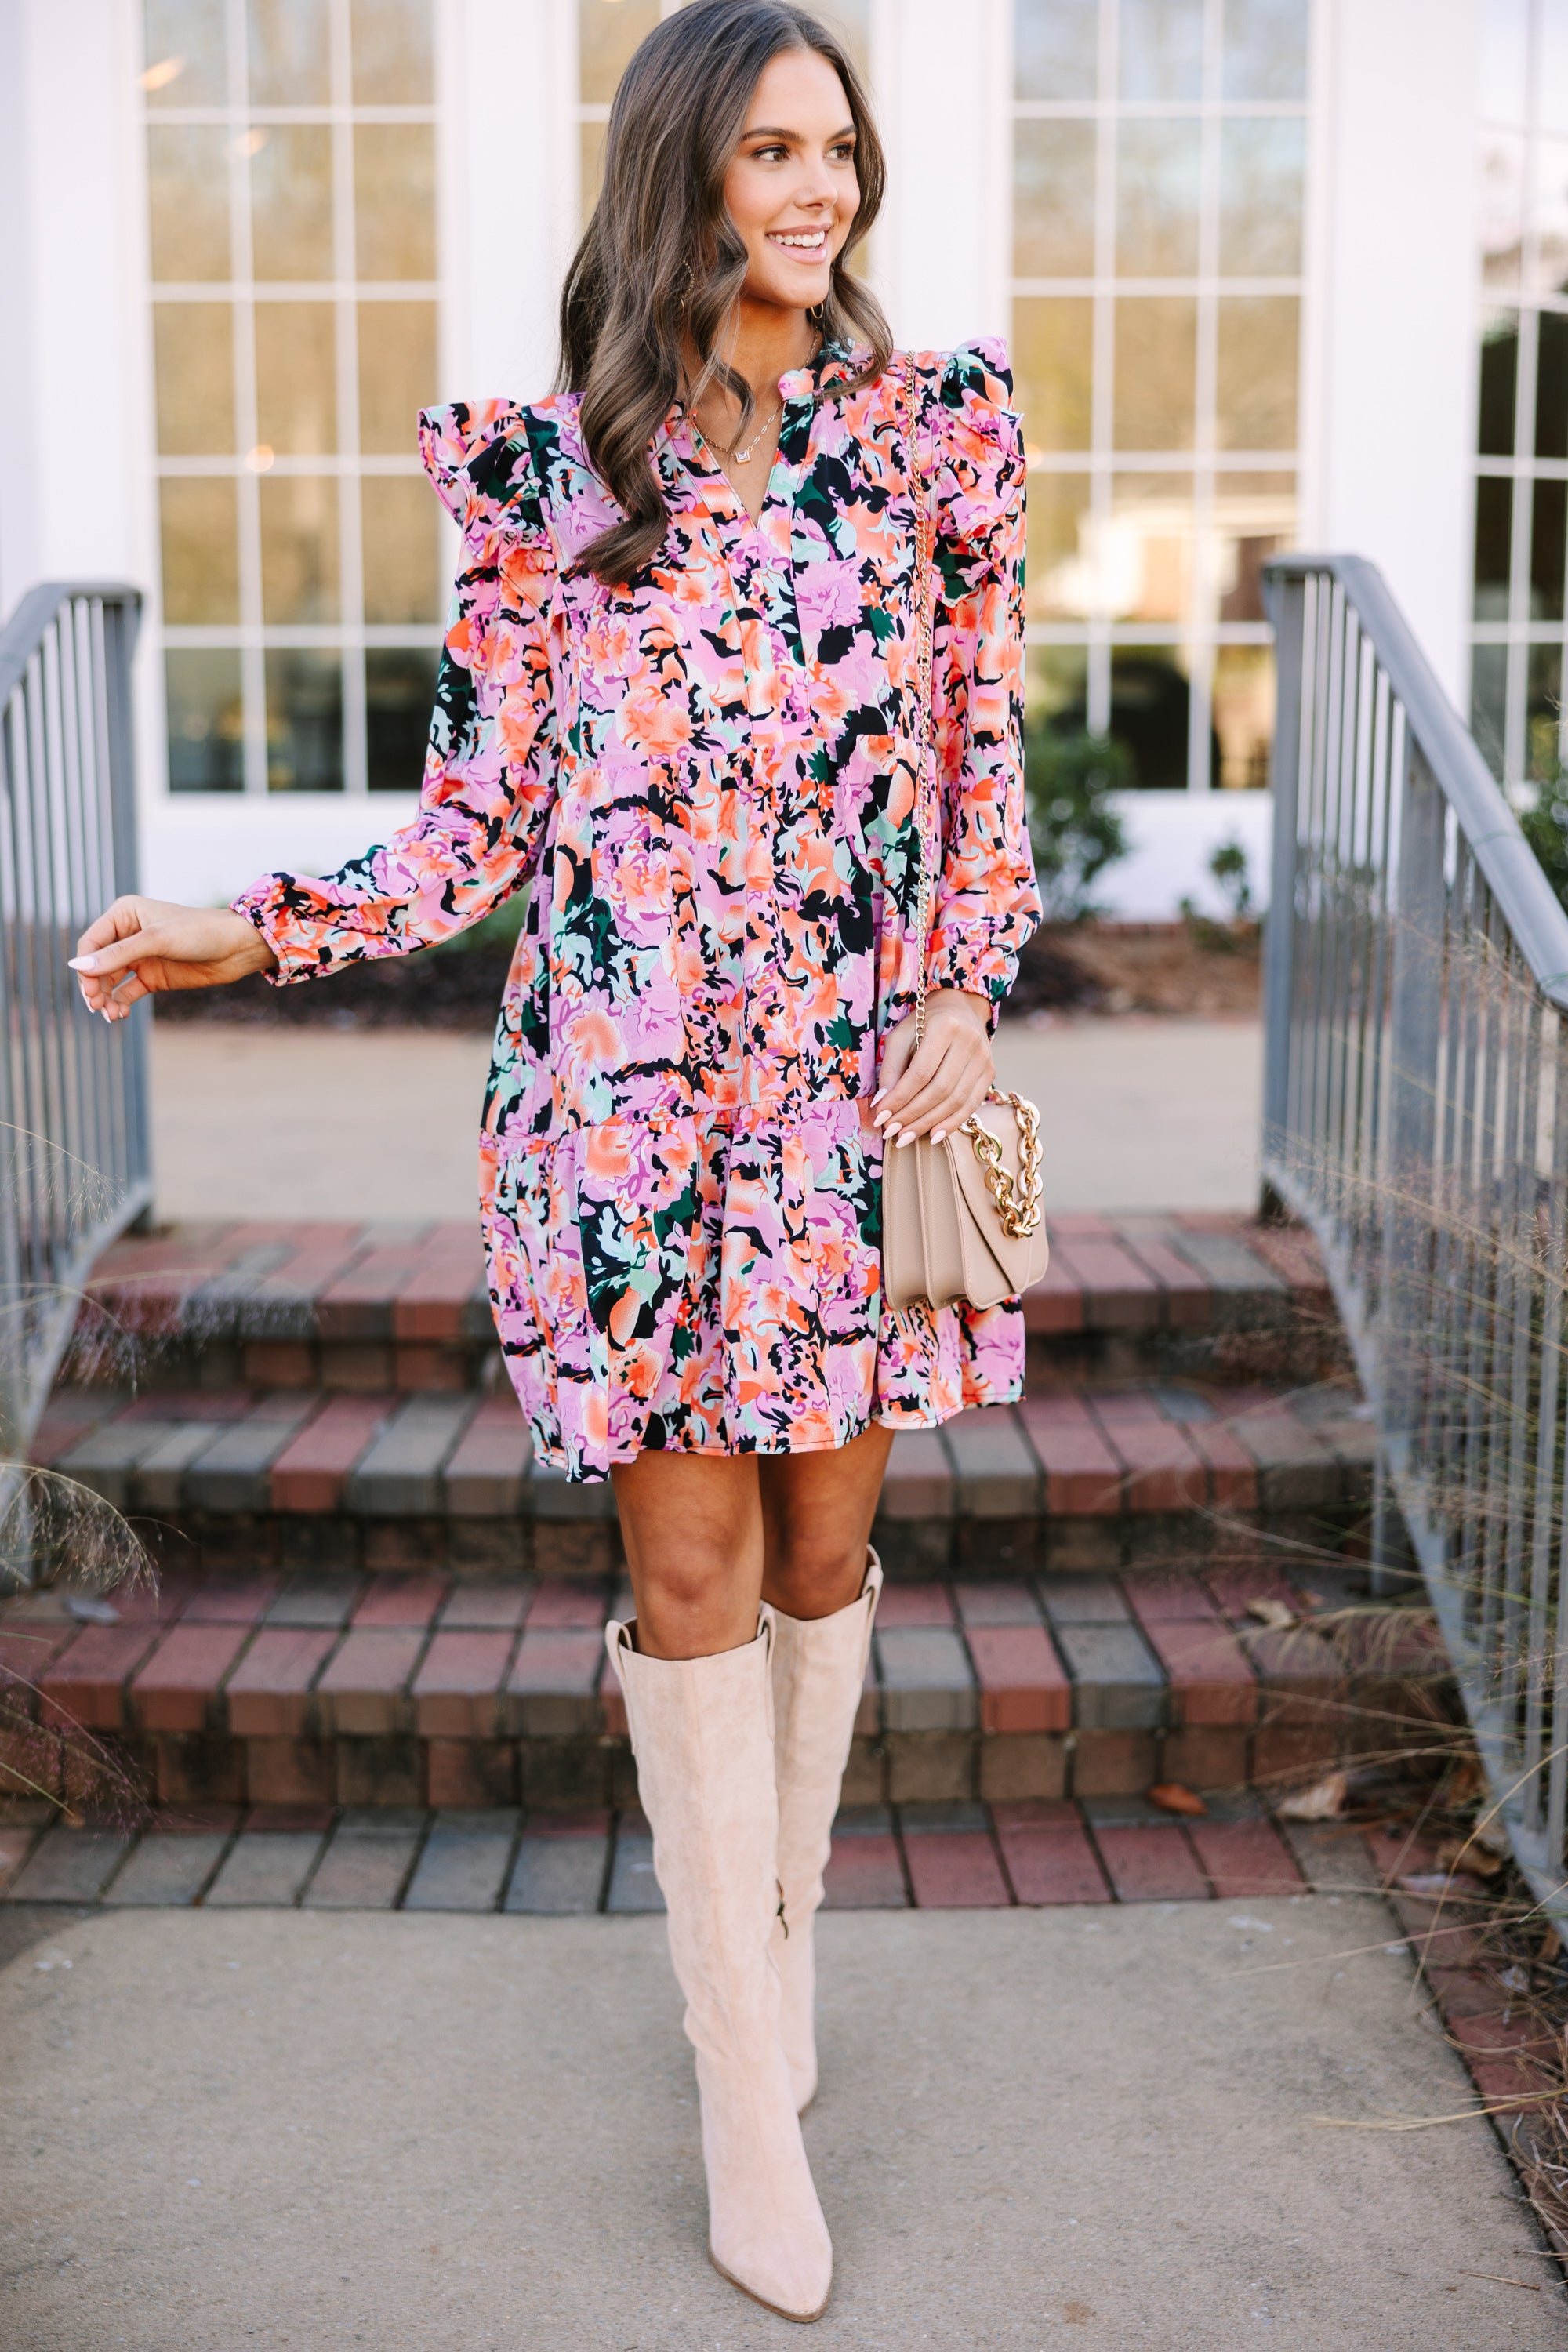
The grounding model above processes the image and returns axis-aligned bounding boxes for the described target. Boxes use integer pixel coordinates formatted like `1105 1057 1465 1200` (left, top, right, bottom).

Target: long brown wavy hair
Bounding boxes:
557 0 892 586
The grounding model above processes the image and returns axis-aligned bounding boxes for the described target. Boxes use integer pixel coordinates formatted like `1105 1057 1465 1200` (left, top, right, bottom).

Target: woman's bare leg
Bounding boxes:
610 1426 894 1656
759 1424 893 1619
610 1452 766 1658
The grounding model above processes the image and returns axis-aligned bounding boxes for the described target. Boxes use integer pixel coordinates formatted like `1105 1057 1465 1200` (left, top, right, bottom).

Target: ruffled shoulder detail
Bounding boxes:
417 401 550 541
920 338 1025 564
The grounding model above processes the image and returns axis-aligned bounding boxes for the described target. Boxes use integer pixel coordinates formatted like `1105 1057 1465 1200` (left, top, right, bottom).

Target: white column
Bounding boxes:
0 0 154 608
879 0 1011 355
446 0 573 404
0 0 163 888
1309 0 1482 704
0 4 40 618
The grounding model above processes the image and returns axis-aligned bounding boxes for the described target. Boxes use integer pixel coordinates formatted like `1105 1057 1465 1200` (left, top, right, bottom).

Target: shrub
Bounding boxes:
1208 837 1254 922
1023 724 1132 923
1519 764 1568 909
1179 837 1258 954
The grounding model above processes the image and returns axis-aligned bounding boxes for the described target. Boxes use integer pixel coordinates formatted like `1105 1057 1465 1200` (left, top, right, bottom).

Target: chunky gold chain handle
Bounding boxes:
960 1090 1046 1240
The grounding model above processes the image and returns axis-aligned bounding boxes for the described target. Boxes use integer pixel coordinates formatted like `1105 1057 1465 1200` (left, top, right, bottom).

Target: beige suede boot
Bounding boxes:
768 1548 883 2112
604 1613 833 2325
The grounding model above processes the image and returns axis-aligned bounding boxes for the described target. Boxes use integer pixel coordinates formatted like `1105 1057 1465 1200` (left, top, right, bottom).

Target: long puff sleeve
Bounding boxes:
923 342 1040 1014
232 401 560 982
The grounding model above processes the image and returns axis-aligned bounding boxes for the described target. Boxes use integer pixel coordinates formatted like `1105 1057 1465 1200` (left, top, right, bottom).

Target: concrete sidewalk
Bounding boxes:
147 1016 1261 1224
2 1896 1558 2350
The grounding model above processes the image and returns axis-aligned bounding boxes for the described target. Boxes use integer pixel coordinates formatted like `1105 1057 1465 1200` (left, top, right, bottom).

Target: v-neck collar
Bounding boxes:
666 337 868 546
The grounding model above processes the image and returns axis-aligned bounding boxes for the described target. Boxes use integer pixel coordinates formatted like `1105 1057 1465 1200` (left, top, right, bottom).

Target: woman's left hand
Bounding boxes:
873 989 995 1146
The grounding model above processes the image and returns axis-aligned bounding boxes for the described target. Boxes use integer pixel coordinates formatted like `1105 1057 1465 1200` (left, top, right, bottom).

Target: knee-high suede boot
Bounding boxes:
604 1612 833 2325
768 1548 883 2112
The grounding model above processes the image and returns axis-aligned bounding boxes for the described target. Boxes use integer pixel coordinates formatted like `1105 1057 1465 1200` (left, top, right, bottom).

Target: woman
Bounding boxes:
73 0 1037 2322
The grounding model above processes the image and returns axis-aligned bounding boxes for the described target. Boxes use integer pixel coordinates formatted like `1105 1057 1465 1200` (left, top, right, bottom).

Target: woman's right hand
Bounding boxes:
70 898 278 1022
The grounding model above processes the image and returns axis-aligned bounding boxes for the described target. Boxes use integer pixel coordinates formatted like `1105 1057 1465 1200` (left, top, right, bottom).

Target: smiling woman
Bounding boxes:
74 3 1040 2318
558 2 890 575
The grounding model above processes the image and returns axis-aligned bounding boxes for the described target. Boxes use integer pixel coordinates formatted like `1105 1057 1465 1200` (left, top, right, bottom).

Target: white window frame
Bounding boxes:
1469 0 1568 789
1006 0 1312 793
140 0 446 800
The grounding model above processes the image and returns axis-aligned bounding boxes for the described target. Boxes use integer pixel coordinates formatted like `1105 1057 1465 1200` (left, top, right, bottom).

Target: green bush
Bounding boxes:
1179 837 1258 955
1023 724 1132 923
1207 837 1254 922
1520 766 1568 910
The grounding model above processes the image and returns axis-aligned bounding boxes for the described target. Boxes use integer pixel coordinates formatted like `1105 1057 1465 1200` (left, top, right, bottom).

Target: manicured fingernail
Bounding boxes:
883 1122 901 1140
68 956 96 972
931 1128 946 1145
896 1131 916 1149
871 1087 885 1104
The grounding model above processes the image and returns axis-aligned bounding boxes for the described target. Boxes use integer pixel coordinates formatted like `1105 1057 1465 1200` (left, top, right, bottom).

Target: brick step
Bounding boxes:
69 1219 497 1396
0 1563 1452 1819
1 1792 1354 1915
67 1214 1346 1398
31 1381 1378 1581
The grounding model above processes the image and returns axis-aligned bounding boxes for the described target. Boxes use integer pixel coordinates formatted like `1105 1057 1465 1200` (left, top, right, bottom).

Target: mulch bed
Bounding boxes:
1020 920 1262 1019
153 920 1262 1031
151 939 518 1030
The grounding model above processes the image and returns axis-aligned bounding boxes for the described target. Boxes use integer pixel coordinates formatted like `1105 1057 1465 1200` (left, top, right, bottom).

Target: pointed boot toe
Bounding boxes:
710 2238 833 2324
698 2035 833 2320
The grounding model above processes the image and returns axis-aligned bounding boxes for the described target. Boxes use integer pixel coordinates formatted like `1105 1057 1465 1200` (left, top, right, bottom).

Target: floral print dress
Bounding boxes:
234 337 1040 1479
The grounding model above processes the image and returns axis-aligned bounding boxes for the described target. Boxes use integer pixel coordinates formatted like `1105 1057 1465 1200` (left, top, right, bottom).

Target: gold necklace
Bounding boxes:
699 399 782 466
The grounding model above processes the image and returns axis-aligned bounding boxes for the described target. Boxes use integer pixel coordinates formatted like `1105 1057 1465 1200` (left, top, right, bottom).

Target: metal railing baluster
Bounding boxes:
1494 963 1538 1751
1523 1014 1567 1837
1421 817 1465 1478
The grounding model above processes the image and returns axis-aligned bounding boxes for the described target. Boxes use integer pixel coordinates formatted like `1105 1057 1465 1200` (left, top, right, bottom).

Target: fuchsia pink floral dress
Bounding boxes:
234 338 1040 1479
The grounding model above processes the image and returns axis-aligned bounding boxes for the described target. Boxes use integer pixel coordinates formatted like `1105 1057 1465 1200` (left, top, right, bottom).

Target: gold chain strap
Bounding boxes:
960 1091 1045 1239
903 352 937 1049
900 358 1044 1250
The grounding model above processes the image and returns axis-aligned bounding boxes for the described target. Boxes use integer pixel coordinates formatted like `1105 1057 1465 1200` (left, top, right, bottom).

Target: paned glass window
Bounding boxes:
1011 0 1311 788
140 0 443 794
1470 0 1568 786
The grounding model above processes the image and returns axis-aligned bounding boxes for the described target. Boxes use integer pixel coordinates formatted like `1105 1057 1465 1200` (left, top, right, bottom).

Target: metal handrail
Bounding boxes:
0 582 151 1559
1264 551 1568 1919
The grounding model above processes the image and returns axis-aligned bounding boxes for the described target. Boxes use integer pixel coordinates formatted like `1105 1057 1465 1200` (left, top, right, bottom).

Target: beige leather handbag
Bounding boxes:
880 354 1050 1316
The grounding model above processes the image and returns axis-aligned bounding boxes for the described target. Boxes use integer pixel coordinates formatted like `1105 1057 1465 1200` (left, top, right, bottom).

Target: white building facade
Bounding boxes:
0 0 1501 917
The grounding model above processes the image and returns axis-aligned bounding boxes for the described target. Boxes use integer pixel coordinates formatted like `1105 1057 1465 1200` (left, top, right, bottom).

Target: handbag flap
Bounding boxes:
947 1103 1051 1305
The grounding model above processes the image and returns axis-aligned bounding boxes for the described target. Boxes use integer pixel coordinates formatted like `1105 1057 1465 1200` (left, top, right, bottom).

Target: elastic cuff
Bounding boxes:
923 936 1014 1032
229 884 315 987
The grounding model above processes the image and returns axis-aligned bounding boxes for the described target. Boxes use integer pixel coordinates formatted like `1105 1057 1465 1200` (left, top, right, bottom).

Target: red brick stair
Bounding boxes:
0 1559 1452 1820
67 1211 1346 1396
31 1374 1377 1584
0 1790 1322 1915
3 1210 1457 1824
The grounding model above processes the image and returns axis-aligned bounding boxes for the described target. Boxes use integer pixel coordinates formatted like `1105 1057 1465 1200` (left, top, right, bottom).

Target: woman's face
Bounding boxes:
723 48 859 317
